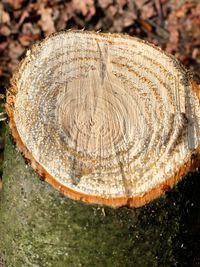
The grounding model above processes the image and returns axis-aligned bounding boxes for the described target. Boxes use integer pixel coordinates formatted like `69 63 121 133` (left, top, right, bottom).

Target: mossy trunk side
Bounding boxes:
0 134 200 267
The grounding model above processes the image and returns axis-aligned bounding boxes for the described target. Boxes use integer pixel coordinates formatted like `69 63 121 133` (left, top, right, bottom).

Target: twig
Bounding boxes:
155 0 164 27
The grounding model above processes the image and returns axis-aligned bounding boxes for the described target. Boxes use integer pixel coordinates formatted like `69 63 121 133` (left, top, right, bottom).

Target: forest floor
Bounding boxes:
0 0 200 266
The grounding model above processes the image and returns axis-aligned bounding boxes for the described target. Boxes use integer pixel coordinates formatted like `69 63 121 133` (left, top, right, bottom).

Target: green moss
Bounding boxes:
0 135 199 266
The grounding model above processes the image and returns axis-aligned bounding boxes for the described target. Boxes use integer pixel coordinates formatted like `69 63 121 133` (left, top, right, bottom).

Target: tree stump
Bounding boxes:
1 31 200 266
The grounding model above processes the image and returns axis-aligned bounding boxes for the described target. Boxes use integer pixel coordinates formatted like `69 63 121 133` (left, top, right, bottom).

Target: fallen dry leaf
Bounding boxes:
19 32 39 47
0 42 8 51
8 41 24 59
123 11 136 27
106 5 118 17
140 2 156 20
165 9 179 53
134 0 148 9
4 0 24 10
116 0 127 8
98 0 113 9
140 19 153 32
55 3 74 30
0 25 11 36
0 7 10 24
38 4 55 35
72 0 95 19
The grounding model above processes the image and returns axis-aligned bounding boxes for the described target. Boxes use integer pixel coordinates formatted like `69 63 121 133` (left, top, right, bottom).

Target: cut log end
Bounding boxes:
6 30 200 208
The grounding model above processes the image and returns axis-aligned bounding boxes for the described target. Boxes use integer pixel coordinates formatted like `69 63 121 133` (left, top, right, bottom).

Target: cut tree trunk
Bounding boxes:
1 31 200 266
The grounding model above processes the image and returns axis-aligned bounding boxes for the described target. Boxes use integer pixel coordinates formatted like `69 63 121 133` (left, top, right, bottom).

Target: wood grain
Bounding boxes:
6 31 200 207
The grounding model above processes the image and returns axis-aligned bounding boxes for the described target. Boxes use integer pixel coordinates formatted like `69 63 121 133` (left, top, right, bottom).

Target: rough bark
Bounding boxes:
1 134 200 267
